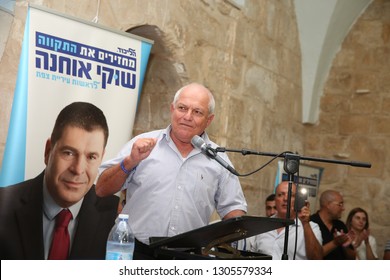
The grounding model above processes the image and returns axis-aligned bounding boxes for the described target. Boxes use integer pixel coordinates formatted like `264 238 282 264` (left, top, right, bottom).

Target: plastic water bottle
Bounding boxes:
105 214 135 260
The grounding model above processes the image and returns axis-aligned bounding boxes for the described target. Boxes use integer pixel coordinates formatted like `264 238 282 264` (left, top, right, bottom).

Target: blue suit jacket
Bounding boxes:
0 172 119 260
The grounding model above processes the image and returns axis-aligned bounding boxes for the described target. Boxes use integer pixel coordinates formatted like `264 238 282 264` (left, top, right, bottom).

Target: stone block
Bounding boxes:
338 115 371 135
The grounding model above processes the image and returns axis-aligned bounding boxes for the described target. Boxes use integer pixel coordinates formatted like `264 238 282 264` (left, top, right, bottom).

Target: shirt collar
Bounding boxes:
42 175 83 221
163 125 210 143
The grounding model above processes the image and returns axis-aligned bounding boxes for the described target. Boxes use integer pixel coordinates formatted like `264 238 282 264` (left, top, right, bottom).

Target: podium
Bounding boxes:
149 215 294 260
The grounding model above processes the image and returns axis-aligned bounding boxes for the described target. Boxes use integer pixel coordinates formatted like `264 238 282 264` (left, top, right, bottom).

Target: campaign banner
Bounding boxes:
0 4 153 187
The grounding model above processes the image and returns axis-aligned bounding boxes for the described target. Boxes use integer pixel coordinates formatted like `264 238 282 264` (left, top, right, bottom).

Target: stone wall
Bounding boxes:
304 0 390 258
0 0 388 258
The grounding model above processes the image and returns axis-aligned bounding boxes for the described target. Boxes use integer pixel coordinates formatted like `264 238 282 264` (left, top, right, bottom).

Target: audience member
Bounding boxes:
235 193 278 252
265 193 277 217
251 181 323 260
346 207 378 259
0 102 119 260
96 83 247 257
310 189 355 259
383 240 390 260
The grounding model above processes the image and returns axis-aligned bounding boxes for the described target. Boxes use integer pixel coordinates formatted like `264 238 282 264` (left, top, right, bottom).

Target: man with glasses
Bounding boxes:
310 189 356 259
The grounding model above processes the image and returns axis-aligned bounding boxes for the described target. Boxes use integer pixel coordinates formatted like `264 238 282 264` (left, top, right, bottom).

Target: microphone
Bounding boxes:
191 135 239 176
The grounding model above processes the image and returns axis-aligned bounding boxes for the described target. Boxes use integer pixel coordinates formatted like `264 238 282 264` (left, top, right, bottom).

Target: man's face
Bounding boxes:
275 182 297 218
265 200 277 217
327 194 345 220
44 126 105 208
351 211 367 231
170 86 214 144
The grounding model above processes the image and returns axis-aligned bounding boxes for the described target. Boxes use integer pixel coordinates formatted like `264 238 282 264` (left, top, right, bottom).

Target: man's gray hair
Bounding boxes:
172 83 215 114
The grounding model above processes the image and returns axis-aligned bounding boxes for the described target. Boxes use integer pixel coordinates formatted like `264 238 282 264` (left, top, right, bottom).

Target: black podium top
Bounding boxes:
149 215 294 249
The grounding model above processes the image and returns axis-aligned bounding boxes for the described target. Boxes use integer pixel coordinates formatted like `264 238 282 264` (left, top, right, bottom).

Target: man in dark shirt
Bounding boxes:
310 190 356 260
310 189 355 259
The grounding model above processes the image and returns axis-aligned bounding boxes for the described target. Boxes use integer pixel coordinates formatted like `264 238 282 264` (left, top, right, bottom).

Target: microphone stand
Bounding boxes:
214 147 371 169
281 153 299 260
214 147 371 259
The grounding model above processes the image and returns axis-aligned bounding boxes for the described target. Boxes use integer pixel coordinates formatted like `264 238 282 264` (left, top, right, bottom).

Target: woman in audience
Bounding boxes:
346 207 378 260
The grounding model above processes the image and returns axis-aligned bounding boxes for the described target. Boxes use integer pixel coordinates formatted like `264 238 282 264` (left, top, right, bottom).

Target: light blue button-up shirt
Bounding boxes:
99 126 247 244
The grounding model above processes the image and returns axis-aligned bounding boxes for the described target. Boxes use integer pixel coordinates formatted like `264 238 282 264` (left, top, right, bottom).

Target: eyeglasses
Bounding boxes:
332 201 344 207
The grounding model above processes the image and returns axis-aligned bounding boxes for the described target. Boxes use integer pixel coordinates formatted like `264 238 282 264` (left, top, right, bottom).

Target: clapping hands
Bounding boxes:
334 229 355 247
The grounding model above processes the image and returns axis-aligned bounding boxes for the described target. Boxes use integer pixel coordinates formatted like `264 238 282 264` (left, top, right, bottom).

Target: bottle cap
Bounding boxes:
118 213 129 220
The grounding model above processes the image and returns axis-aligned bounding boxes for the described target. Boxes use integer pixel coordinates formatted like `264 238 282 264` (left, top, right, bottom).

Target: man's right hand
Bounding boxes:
96 138 157 197
126 138 157 165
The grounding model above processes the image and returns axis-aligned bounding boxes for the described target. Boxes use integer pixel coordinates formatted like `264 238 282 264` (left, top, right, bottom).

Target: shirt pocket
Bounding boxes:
192 171 218 208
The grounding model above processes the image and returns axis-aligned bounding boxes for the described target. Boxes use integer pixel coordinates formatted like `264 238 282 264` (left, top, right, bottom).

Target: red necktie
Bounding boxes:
48 209 72 260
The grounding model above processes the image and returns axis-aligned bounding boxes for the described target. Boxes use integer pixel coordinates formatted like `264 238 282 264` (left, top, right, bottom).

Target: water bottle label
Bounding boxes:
106 251 133 260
